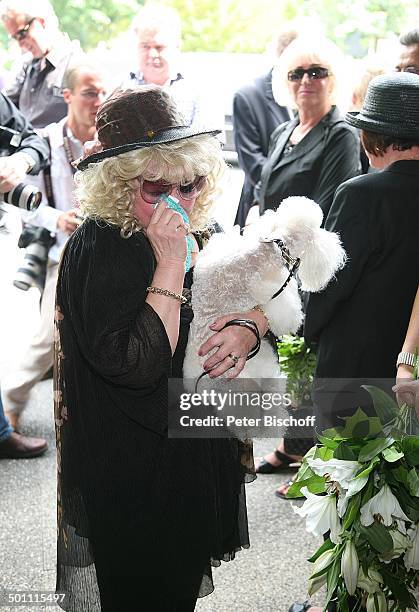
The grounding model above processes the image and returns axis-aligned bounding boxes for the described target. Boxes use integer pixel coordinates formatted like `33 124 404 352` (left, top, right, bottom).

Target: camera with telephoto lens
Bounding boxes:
0 126 42 211
13 225 55 291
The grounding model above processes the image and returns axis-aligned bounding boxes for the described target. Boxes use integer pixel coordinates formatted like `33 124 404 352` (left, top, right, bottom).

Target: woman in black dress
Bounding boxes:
254 37 361 491
54 86 267 611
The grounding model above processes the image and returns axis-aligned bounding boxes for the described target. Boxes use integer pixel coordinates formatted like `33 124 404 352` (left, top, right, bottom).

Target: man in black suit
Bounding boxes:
304 72 419 433
232 30 296 227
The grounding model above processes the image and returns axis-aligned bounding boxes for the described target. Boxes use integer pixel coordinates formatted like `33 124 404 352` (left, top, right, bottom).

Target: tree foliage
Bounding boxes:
0 0 417 55
50 0 141 50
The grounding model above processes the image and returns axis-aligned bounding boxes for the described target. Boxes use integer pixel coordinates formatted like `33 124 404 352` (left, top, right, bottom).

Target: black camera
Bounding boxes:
13 226 55 291
0 126 42 211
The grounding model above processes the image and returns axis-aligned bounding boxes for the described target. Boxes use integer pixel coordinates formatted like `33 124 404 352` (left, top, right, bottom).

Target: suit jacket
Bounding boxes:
304 160 419 379
258 106 360 219
232 71 291 227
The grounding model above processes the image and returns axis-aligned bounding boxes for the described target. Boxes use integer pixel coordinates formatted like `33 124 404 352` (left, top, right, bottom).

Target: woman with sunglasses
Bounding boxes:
256 36 360 219
54 86 265 611
254 37 360 495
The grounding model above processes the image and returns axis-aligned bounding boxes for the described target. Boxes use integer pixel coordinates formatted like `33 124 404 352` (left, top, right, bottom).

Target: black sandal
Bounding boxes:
256 449 300 474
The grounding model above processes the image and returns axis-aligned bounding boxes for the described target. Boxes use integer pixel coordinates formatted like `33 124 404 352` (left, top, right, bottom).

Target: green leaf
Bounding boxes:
355 456 380 481
287 474 326 498
351 419 371 439
407 468 419 496
307 538 335 563
362 385 399 427
401 436 419 466
382 446 404 462
324 557 342 609
313 445 334 461
334 442 357 461
322 426 344 438
317 434 340 450
391 465 409 487
391 485 419 522
359 521 393 553
358 437 394 463
342 493 361 530
340 407 371 438
379 567 414 609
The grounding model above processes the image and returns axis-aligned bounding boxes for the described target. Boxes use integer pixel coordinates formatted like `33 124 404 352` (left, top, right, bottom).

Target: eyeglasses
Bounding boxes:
140 176 206 203
79 90 106 99
287 67 330 81
11 17 36 41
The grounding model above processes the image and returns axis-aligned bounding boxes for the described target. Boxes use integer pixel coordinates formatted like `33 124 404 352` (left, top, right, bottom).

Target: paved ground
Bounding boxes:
0 168 324 611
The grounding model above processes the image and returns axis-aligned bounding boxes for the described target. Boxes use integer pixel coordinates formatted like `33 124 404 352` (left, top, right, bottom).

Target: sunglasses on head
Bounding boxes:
11 17 36 41
287 67 330 81
140 176 206 204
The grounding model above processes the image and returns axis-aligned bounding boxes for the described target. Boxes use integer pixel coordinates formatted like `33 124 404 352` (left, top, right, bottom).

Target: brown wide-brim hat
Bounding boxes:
77 85 221 171
346 72 419 139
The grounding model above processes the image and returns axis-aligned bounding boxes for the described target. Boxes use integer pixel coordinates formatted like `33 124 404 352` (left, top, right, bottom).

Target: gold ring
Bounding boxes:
228 353 239 365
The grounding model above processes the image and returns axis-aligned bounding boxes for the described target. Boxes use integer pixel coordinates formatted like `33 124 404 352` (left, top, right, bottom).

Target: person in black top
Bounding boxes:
232 29 297 228
256 36 360 219
0 91 49 192
255 37 360 486
0 91 50 459
54 86 267 611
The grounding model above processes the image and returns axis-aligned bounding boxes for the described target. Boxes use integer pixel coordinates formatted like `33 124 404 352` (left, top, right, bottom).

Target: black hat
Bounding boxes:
77 85 220 171
346 72 419 139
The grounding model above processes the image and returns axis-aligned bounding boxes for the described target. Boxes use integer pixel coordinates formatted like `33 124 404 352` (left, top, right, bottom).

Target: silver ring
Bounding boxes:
228 353 239 365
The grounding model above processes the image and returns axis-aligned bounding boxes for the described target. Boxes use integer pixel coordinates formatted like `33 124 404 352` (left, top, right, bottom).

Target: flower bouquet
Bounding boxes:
289 384 419 611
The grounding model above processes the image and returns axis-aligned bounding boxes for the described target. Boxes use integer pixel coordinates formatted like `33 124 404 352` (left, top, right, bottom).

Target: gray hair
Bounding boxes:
400 28 419 47
131 3 181 43
0 0 59 29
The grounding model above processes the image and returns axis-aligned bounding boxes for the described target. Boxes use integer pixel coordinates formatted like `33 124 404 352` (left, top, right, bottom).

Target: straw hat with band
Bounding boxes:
77 85 221 171
345 72 419 139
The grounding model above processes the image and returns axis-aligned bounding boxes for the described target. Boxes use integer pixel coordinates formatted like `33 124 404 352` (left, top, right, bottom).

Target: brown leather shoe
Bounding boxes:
0 432 48 459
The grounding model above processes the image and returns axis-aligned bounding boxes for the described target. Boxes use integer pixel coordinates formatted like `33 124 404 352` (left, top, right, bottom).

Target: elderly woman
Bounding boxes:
256 36 360 217
54 86 266 611
254 37 360 491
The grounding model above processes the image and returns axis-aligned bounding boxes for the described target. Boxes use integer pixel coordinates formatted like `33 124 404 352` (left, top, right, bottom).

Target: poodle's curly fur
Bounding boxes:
184 197 346 386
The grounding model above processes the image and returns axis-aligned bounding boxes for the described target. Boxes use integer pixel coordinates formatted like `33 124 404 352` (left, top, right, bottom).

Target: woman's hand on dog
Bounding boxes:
198 310 269 379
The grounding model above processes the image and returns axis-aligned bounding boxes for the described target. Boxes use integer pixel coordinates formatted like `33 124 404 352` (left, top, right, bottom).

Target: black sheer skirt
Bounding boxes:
54 241 255 611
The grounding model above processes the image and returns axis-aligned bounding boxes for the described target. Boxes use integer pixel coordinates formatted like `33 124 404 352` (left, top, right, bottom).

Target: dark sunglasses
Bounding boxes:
287 67 330 81
140 176 206 203
11 17 36 41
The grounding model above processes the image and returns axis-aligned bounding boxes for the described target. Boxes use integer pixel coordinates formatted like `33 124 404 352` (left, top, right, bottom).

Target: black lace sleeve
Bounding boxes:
58 220 172 390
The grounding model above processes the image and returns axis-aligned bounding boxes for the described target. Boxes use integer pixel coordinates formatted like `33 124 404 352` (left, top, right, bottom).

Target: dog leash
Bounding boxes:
192 239 300 392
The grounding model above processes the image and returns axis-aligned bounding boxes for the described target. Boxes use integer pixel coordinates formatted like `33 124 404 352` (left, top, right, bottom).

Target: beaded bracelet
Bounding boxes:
146 286 187 304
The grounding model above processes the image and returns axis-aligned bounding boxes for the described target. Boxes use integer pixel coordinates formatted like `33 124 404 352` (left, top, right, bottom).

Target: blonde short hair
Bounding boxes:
76 134 225 238
272 37 343 108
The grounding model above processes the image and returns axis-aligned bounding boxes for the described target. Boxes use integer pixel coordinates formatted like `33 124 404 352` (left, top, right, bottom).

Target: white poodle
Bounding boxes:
183 196 346 384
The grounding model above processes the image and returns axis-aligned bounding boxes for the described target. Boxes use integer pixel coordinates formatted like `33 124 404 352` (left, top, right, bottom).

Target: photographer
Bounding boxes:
1 61 106 433
0 91 49 459
0 91 49 191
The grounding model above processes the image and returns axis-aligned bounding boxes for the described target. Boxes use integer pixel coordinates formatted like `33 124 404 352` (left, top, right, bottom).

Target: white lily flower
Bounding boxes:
405 523 419 571
308 549 334 596
379 529 410 563
341 539 359 595
308 458 360 489
366 590 387 612
360 484 410 527
357 567 383 594
294 487 342 543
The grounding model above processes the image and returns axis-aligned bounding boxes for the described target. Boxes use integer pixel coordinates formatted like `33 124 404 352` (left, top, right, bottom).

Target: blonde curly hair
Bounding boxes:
75 134 225 238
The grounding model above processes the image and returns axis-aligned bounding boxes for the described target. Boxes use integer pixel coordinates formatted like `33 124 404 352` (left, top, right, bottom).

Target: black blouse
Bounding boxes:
54 219 254 610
